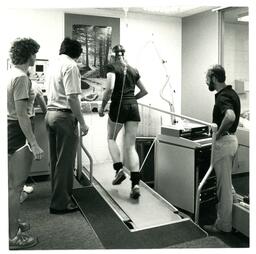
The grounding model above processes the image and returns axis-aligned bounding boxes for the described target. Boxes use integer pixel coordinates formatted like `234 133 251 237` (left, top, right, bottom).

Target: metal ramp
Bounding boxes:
80 161 185 231
74 123 209 233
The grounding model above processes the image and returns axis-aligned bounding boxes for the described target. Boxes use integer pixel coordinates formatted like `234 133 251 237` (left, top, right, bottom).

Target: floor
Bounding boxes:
25 167 249 249
199 173 249 247
77 161 250 248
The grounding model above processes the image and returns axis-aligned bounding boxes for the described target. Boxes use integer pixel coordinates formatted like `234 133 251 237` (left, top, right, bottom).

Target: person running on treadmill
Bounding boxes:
98 45 148 199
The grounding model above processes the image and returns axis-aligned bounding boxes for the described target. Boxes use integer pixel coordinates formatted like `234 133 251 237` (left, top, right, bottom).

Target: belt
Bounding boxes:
222 131 235 136
47 108 72 113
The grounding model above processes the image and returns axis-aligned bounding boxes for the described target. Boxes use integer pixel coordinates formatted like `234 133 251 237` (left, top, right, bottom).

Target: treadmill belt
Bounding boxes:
73 187 207 249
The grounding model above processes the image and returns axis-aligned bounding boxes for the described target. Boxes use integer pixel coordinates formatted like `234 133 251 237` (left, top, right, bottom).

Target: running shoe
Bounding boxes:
112 169 126 185
9 229 38 250
130 185 140 199
23 185 34 194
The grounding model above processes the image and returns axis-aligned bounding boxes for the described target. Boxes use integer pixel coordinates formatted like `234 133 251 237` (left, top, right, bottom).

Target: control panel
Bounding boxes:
29 59 48 84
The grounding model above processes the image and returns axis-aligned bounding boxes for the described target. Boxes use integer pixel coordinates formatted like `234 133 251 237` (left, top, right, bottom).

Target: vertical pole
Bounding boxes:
194 123 218 224
218 10 224 65
76 123 82 180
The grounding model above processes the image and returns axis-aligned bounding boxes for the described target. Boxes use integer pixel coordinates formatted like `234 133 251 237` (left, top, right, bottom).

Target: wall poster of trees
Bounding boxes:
72 24 112 102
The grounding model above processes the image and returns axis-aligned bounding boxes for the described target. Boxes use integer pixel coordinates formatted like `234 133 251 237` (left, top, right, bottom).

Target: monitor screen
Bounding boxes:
35 64 44 72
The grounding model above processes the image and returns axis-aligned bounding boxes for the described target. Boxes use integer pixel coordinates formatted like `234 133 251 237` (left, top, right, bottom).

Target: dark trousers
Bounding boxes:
45 111 78 210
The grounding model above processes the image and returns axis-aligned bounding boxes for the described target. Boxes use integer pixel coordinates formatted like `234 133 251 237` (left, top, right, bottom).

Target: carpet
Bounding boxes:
169 236 229 248
19 179 104 250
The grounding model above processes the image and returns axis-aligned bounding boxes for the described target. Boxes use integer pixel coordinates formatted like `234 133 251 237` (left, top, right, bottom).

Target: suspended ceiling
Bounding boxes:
63 6 217 18
104 6 216 17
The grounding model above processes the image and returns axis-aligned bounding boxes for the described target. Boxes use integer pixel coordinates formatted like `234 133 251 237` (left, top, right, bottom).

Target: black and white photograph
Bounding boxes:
73 24 112 100
1 0 255 253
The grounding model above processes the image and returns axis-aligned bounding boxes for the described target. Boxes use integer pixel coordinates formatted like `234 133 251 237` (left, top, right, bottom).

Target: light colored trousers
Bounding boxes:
213 134 238 232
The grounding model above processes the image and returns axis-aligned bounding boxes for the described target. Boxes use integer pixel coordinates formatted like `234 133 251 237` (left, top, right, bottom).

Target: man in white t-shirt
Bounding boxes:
45 37 89 214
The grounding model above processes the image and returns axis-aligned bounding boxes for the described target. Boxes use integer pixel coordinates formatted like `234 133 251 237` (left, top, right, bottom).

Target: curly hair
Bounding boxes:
59 37 82 59
9 38 40 65
207 64 226 83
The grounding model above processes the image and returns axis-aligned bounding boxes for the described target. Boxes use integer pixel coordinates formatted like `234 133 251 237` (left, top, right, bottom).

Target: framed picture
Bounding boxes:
65 14 120 102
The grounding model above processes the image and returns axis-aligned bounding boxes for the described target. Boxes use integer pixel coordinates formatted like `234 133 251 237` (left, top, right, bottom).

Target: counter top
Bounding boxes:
237 127 249 147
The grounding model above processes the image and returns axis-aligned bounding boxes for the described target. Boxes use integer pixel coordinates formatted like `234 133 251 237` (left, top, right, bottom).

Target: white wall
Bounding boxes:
5 9 64 61
119 12 182 113
182 10 219 123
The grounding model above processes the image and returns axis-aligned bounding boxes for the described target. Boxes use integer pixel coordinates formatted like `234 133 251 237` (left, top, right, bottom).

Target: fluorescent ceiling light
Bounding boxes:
237 15 249 22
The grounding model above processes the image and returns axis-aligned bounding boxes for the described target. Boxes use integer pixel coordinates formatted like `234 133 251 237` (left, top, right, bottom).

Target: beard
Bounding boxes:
208 81 215 91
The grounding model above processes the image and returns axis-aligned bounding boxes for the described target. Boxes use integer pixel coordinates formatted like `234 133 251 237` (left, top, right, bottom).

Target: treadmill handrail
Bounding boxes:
195 126 217 223
76 123 93 185
138 103 218 223
138 103 212 127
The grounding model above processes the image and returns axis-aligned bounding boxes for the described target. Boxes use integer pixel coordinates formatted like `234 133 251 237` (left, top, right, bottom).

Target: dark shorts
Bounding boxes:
109 102 141 123
8 117 35 155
